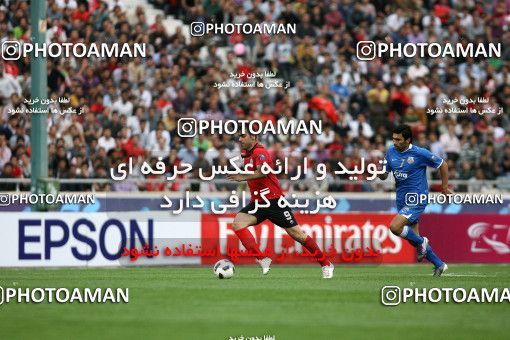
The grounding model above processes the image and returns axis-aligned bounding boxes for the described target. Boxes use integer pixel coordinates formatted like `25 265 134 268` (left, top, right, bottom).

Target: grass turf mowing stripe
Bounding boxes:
0 265 508 340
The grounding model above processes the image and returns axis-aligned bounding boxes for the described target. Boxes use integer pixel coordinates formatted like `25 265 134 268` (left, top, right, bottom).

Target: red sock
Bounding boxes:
303 236 330 266
234 228 264 260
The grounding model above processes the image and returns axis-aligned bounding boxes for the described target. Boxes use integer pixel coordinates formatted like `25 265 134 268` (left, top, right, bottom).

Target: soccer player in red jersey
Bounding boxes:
227 132 334 278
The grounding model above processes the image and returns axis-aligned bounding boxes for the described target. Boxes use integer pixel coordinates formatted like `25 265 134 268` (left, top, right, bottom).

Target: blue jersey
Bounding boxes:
384 144 443 223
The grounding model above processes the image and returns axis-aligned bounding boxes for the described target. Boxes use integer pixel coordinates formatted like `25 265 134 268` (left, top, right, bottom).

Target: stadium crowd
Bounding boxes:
0 0 509 192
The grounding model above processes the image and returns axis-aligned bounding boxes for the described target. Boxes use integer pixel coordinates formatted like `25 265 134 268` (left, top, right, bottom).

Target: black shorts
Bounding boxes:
239 198 298 229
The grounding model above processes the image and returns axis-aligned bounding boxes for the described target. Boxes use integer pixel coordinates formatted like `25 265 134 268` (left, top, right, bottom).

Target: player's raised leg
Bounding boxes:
232 213 271 274
412 224 448 276
389 214 428 260
285 226 334 279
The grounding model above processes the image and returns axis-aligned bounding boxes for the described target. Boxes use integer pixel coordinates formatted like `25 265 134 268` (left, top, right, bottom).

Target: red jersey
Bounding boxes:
242 143 283 202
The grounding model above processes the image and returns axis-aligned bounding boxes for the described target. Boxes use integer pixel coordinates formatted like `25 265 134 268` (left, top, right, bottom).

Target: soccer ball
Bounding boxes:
213 259 235 279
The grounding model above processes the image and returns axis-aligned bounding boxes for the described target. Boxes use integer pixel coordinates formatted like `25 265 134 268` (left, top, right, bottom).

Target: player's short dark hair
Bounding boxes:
245 130 258 138
393 124 412 141
240 127 259 138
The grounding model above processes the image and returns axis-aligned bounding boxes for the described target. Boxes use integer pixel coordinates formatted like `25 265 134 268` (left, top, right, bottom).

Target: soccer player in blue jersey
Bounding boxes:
378 124 449 276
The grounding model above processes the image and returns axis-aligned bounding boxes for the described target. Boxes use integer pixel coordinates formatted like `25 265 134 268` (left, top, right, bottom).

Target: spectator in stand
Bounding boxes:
0 133 12 172
111 90 134 117
407 58 429 80
98 127 116 153
178 138 197 165
0 162 16 190
349 114 374 140
122 134 145 158
440 123 461 162
0 63 22 103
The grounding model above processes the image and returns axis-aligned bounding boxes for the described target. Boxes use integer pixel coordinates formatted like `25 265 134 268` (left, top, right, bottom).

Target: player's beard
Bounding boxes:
241 141 258 158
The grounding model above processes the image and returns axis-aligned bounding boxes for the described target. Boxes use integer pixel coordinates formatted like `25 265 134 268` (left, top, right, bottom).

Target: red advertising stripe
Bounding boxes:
201 213 415 265
421 214 510 263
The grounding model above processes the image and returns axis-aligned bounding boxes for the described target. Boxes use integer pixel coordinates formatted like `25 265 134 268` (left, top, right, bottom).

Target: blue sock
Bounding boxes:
426 245 444 268
399 226 424 246
407 239 418 247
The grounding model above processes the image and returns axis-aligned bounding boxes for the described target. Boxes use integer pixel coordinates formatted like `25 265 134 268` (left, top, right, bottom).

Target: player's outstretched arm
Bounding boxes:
378 155 390 180
438 161 451 195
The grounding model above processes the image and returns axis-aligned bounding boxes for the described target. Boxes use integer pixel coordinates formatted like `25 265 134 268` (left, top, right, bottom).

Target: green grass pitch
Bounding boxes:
0 265 509 340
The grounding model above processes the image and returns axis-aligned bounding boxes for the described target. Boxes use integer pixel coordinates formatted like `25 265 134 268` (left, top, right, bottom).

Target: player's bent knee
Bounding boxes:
232 213 256 230
232 219 248 231
389 223 403 236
